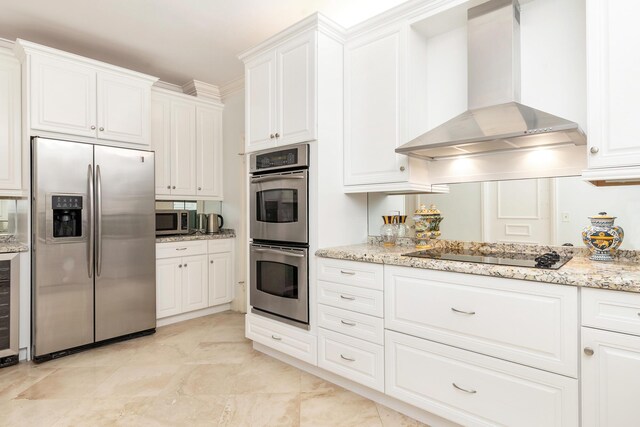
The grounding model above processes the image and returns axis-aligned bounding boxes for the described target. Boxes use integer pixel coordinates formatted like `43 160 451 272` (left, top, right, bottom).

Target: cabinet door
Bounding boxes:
0 53 21 192
196 105 223 198
582 327 640 427
182 254 208 312
170 100 197 195
208 252 233 306
587 0 640 168
245 50 277 152
150 94 172 195
30 54 97 137
97 72 150 145
276 31 316 146
344 25 408 185
156 258 182 319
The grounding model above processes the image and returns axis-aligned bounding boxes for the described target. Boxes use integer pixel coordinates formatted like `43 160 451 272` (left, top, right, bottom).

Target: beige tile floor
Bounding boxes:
0 311 428 426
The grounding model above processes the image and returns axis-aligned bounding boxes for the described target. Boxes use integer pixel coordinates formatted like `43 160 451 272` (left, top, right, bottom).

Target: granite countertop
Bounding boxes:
315 241 640 293
156 229 236 243
0 236 28 254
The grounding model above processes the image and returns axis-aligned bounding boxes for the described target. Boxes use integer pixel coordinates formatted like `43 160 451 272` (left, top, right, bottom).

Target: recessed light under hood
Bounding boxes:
396 0 586 161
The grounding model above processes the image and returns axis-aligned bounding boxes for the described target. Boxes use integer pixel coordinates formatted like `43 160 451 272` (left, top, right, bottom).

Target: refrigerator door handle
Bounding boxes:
96 164 103 277
87 164 94 278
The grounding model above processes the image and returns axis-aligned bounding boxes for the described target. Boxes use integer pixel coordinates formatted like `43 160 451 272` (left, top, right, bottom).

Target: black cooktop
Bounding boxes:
402 249 572 270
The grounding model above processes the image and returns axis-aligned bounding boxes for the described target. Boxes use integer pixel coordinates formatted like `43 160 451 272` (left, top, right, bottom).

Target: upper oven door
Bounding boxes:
250 170 308 244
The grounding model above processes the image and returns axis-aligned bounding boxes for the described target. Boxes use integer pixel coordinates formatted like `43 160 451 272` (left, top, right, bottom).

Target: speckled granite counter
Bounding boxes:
0 236 28 253
316 242 640 293
156 229 235 243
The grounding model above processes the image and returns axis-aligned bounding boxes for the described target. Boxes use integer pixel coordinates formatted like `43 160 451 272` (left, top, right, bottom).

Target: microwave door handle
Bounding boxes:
253 248 305 258
251 175 305 183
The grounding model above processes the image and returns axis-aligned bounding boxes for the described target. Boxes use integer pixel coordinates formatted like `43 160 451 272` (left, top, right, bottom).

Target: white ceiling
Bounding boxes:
0 0 409 87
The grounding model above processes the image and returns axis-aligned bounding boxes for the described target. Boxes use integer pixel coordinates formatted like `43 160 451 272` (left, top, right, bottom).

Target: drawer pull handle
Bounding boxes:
176 247 188 251
340 320 356 326
451 307 476 315
340 295 356 301
271 335 282 341
340 270 356 275
584 347 594 356
340 354 355 362
452 383 477 394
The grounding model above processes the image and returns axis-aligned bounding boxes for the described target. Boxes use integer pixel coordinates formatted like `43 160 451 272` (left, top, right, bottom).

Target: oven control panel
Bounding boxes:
250 144 309 173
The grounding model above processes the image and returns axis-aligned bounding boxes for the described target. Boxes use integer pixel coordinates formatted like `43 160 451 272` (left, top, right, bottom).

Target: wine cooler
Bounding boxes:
0 253 19 368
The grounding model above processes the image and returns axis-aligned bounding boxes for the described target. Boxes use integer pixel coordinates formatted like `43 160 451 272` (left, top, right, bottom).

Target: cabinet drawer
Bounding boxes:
156 241 207 259
317 281 383 317
386 330 578 427
582 288 640 336
317 304 384 345
317 258 383 290
245 313 317 366
318 328 384 392
208 238 233 254
385 266 578 377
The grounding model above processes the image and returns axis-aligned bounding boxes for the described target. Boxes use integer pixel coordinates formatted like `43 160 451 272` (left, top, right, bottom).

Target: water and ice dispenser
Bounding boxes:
51 195 83 239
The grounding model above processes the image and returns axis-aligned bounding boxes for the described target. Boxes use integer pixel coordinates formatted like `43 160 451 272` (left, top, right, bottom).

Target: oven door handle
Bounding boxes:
253 248 306 258
251 174 305 183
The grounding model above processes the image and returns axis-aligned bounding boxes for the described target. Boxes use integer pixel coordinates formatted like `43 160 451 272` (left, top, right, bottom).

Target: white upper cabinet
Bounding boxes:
242 29 317 152
15 39 157 147
151 88 224 200
0 51 22 195
96 71 150 145
583 0 640 183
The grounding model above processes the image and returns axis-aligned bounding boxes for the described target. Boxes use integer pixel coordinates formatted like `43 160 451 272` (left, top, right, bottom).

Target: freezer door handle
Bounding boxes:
87 164 94 278
96 164 103 277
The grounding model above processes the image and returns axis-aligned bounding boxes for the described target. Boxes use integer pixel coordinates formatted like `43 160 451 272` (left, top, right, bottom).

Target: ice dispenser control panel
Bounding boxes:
51 195 83 239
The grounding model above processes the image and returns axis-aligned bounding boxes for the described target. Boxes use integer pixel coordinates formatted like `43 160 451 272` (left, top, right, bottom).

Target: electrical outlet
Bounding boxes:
561 212 570 222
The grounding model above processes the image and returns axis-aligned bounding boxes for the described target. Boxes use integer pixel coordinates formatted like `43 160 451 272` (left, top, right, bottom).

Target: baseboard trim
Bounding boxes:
253 342 457 427
157 304 232 327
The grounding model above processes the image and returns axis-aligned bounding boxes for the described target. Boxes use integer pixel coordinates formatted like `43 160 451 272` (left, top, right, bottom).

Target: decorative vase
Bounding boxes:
413 204 443 250
380 215 398 247
582 212 624 261
395 215 409 238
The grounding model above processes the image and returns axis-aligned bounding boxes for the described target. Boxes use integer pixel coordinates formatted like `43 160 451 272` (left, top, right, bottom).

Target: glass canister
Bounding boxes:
380 215 398 247
394 215 409 238
582 212 624 261
413 204 443 249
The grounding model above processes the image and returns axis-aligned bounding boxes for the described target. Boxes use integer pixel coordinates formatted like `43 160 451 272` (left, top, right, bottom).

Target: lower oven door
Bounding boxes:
250 244 308 325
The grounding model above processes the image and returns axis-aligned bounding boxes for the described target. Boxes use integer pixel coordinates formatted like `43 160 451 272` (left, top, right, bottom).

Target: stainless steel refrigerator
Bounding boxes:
32 137 156 361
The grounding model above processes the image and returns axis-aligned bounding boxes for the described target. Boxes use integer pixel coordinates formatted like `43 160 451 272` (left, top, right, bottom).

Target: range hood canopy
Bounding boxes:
396 0 586 160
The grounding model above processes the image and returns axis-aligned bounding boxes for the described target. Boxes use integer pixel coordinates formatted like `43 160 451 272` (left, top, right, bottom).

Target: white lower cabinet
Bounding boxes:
317 304 384 345
318 328 384 392
385 330 578 427
156 239 235 320
246 313 317 365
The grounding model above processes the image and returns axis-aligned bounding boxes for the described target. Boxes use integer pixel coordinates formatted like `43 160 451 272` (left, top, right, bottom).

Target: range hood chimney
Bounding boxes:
396 0 586 160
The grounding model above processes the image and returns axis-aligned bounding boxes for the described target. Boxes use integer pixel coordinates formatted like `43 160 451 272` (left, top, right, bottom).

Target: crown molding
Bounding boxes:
220 76 244 100
0 38 15 51
181 79 222 102
154 80 183 93
238 12 346 62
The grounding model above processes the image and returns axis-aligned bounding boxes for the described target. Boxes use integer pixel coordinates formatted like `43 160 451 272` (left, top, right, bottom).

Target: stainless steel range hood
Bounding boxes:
396 0 586 160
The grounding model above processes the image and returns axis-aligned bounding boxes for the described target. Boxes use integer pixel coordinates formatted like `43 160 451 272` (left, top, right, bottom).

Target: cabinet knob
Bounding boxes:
270 134 275 139
275 132 280 138
184 264 187 267
99 127 104 132
584 347 594 356
91 125 96 130
167 185 171 189
172 186 176 189
210 260 213 264
400 166 406 172
178 264 182 268
198 187 202 191
590 147 599 154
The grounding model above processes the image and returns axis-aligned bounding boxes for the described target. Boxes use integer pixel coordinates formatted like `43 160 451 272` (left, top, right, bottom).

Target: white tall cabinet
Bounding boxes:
582 0 640 184
242 25 317 152
15 39 157 147
151 88 224 200
0 50 22 196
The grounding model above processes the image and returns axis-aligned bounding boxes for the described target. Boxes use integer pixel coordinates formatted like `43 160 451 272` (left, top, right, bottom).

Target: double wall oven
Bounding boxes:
250 144 309 328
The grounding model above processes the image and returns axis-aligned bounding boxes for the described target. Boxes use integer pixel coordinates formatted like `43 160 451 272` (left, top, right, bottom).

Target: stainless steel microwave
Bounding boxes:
155 210 189 235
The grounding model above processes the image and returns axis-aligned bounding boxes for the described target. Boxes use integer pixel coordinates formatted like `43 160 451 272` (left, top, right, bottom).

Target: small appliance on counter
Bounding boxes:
207 214 224 234
156 209 190 235
582 212 624 261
